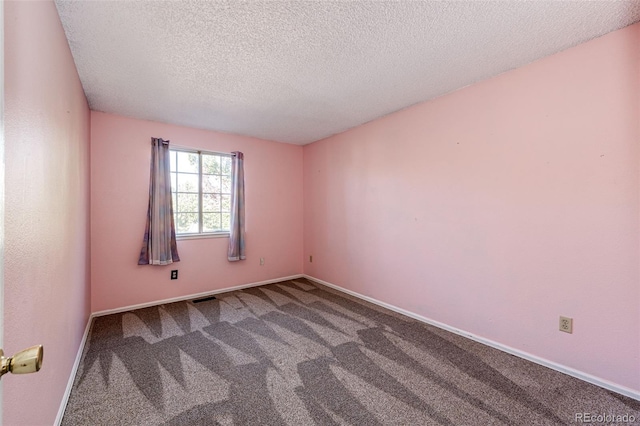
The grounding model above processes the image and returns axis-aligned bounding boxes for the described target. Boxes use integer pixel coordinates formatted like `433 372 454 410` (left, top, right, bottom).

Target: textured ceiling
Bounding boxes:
55 1 640 145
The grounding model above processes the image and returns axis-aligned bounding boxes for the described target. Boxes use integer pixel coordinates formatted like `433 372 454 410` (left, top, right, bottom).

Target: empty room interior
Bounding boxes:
4 0 640 424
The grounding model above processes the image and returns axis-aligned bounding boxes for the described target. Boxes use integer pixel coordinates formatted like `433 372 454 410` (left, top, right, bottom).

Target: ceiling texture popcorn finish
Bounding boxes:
55 1 640 145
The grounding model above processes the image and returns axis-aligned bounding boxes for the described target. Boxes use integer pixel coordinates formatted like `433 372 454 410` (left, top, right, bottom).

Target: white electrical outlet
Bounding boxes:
559 316 573 334
260 257 265 266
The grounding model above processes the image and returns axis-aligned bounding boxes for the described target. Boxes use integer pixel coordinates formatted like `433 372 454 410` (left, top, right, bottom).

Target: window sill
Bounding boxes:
177 232 229 241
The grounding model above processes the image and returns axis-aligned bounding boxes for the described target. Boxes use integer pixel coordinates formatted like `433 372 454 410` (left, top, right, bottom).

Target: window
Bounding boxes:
169 148 232 236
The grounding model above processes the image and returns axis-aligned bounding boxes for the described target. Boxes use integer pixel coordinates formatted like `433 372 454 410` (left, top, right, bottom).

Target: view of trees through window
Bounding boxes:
170 149 232 234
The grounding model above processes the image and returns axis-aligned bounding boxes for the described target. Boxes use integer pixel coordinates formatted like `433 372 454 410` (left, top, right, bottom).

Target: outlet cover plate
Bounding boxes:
171 270 178 280
559 316 573 333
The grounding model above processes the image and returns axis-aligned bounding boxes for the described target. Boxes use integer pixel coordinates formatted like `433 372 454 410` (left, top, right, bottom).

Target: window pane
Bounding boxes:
176 193 199 213
221 213 231 230
177 151 199 173
170 150 177 171
203 175 221 193
202 154 220 175
203 193 220 212
203 213 222 232
170 150 234 237
170 172 177 191
177 173 198 192
221 194 231 212
221 156 231 175
176 213 199 234
221 176 231 193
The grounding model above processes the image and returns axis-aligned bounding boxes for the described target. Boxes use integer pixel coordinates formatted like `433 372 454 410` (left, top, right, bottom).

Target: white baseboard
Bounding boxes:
92 274 304 317
304 274 640 401
55 314 92 426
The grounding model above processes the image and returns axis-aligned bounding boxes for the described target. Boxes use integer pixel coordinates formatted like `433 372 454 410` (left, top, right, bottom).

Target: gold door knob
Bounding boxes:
0 345 43 378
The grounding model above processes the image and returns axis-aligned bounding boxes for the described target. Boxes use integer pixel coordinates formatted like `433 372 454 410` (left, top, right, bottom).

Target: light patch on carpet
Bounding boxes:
362 345 504 425
122 312 164 344
308 304 371 340
315 298 379 328
245 333 308 388
65 353 165 425
316 400 352 425
236 292 280 316
73 353 111 397
157 306 188 339
384 330 461 373
329 363 447 425
384 331 553 425
501 365 554 393
383 330 526 418
277 284 323 304
264 321 333 360
176 349 230 404
215 413 234 426
292 280 316 291
302 316 354 347
218 297 258 323
259 287 297 306
266 368 315 425
207 335 260 366
185 302 212 331
218 294 244 309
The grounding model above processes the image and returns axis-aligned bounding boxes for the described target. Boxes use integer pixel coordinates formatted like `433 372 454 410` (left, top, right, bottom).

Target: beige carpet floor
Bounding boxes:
62 278 640 425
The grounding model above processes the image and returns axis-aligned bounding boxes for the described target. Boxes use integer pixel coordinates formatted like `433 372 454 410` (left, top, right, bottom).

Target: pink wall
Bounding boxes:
304 24 640 392
4 1 91 424
91 112 303 312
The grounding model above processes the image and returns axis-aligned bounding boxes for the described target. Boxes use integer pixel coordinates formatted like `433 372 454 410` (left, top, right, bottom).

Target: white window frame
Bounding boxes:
170 147 233 239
